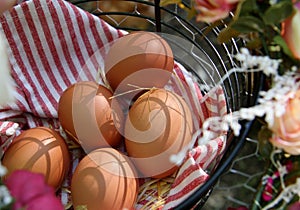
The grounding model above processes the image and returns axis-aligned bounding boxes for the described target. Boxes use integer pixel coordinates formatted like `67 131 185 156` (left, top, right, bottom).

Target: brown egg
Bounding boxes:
58 81 124 152
0 0 17 14
124 88 194 178
71 147 138 210
104 31 174 96
2 127 70 190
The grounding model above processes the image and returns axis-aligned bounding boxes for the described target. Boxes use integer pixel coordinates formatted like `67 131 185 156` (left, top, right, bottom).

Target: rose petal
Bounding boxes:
25 193 64 210
5 170 54 205
282 4 300 59
270 136 300 155
194 0 238 23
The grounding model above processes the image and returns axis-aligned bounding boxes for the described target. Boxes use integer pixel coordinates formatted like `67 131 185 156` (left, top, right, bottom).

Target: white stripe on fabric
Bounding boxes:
14 7 56 117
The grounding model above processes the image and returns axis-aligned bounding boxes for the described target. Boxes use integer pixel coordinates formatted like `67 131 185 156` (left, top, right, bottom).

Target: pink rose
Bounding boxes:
282 2 300 59
288 201 300 210
269 89 300 155
5 170 64 210
194 0 240 23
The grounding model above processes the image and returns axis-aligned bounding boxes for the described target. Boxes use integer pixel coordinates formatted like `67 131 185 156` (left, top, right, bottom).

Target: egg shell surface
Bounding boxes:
124 88 194 178
104 31 174 94
2 126 70 190
58 81 124 152
71 147 138 210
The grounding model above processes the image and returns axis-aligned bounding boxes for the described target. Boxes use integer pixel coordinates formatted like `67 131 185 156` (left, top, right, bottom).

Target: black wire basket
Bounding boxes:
66 0 264 209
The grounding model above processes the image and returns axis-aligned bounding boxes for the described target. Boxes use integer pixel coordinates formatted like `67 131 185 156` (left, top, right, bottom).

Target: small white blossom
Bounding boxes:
265 108 275 127
231 121 242 136
0 163 7 177
220 121 229 131
239 108 256 121
0 185 12 206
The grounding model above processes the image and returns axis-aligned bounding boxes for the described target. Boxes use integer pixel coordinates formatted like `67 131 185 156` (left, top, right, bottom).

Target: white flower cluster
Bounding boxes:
199 48 285 144
0 163 12 208
259 70 300 126
171 48 297 165
234 48 281 76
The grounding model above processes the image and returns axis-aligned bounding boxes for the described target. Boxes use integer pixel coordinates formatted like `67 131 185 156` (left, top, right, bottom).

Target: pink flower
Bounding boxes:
4 170 64 210
288 201 300 210
262 177 274 201
281 2 300 59
194 0 240 23
269 89 300 155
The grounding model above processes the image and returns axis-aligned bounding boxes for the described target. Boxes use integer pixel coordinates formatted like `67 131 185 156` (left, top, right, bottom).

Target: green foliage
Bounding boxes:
273 35 294 58
263 1 294 25
159 0 182 7
231 16 265 33
258 125 273 160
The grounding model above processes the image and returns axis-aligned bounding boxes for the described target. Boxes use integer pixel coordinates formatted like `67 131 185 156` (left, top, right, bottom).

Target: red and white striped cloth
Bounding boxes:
0 0 227 209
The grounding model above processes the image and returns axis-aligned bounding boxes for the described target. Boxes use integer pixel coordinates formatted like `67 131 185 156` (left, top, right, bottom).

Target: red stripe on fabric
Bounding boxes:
174 66 185 82
201 140 225 169
174 64 209 126
205 87 227 117
199 144 213 167
117 29 124 38
195 84 210 120
191 146 207 162
169 68 205 129
100 17 114 43
17 3 55 116
23 2 61 105
88 14 105 54
57 1 86 72
206 97 226 117
50 1 79 82
34 0 71 88
2 8 51 117
0 15 30 113
166 174 209 202
14 88 29 111
0 122 13 134
0 110 22 121
170 164 199 189
72 4 98 71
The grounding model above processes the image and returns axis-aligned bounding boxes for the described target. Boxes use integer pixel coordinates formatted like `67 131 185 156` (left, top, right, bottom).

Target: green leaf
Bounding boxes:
273 35 294 58
263 1 294 25
231 16 265 33
217 26 240 43
187 6 197 20
245 37 262 50
239 0 259 15
160 0 181 7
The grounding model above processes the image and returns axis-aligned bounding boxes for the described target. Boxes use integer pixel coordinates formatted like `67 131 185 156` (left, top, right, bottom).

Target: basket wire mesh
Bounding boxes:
66 0 264 209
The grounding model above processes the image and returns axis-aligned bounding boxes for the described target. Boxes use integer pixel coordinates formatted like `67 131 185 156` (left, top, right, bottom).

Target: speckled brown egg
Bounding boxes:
71 147 138 210
124 88 194 178
2 127 70 190
58 81 124 152
104 31 174 96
